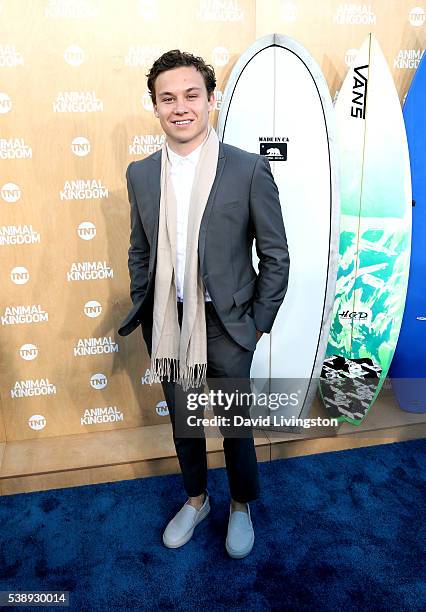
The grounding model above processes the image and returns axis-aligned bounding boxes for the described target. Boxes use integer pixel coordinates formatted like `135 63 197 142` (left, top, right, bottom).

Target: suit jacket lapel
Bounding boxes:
147 150 161 276
147 141 226 272
198 141 226 269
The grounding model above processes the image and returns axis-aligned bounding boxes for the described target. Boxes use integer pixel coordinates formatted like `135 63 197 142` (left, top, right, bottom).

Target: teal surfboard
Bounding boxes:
320 34 412 425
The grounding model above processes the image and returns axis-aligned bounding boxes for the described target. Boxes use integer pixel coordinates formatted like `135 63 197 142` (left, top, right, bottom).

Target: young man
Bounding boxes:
118 50 290 559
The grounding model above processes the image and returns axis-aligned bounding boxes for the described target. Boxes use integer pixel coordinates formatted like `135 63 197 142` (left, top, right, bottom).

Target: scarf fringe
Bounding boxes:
148 358 207 391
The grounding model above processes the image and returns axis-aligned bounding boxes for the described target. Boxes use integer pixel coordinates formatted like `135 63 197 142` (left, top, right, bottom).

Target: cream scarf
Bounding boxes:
148 126 219 391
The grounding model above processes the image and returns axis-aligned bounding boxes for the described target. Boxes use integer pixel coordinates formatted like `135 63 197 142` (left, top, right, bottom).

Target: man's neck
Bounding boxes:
166 127 209 157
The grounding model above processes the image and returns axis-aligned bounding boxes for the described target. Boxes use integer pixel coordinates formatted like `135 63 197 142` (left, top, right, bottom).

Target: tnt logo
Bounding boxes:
281 1 297 22
11 266 29 284
0 92 12 113
90 373 107 390
28 414 46 431
212 46 229 66
19 343 38 360
64 44 85 66
409 7 425 26
71 136 91 156
77 221 96 240
139 0 158 19
1 183 21 203
214 89 222 111
345 49 358 67
156 400 169 416
84 300 102 318
141 92 153 111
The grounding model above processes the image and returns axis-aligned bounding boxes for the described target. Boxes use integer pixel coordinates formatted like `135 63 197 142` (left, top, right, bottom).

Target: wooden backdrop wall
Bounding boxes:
1 0 425 442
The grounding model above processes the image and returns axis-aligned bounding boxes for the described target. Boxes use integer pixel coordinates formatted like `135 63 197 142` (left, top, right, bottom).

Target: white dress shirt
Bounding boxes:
166 140 212 303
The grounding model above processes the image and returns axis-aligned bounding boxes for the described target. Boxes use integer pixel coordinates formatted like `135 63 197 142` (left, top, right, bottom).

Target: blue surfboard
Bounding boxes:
390 52 426 412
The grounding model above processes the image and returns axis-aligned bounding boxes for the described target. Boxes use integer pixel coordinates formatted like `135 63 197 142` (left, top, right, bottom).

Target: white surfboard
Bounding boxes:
217 34 340 427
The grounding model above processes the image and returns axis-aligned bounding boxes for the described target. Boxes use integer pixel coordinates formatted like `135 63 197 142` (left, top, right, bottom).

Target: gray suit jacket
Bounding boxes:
117 141 290 351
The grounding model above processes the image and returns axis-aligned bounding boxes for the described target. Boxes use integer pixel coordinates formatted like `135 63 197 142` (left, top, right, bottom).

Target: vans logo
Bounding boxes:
351 64 368 119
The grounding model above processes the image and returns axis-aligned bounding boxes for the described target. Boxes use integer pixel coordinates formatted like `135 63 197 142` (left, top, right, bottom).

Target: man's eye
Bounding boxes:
188 94 197 99
163 98 173 103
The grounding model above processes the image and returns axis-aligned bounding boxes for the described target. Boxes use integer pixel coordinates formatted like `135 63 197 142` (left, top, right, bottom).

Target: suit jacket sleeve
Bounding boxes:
250 155 290 333
126 162 150 305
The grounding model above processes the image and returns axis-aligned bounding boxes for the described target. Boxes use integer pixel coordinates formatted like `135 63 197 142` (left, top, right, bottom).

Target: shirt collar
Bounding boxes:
166 127 210 167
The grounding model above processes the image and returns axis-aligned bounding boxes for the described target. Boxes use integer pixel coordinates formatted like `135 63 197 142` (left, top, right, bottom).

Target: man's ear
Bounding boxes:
153 104 159 117
207 93 215 111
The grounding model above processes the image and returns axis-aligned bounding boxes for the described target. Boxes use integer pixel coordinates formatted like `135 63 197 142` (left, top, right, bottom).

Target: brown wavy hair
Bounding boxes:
147 50 216 104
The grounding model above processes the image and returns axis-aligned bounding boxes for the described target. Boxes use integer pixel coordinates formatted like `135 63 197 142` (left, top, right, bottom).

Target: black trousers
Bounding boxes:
142 301 260 503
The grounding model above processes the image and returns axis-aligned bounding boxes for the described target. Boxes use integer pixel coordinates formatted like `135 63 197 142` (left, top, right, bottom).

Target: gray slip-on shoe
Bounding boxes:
163 491 210 548
225 502 254 559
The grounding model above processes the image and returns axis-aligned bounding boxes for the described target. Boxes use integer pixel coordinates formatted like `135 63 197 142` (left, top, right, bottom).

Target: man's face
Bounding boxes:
153 66 215 152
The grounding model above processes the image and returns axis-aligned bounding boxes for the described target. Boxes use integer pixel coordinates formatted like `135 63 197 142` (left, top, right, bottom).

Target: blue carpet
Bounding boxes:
0 439 425 611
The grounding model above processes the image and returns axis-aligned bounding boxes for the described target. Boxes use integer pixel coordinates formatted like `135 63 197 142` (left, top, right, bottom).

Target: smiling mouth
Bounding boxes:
172 119 193 125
